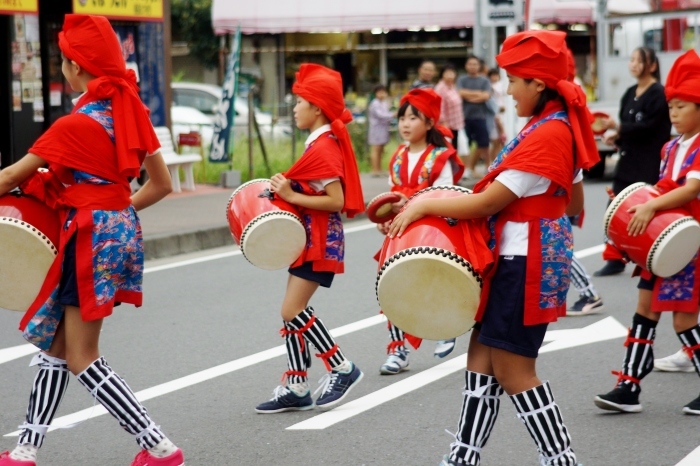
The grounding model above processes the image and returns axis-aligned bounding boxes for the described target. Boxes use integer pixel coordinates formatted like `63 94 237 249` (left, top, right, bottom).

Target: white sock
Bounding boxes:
147 438 178 459
288 382 309 396
332 360 352 373
10 444 38 461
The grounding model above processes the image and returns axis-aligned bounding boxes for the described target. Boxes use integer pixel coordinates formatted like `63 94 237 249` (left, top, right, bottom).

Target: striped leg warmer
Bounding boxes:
569 256 597 299
281 320 311 384
77 357 165 449
615 313 656 393
448 371 503 466
287 307 346 371
17 353 70 448
509 381 577 466
678 324 700 376
387 322 406 354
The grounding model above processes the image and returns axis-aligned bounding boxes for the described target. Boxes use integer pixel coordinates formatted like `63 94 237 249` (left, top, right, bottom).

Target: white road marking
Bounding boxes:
0 344 38 365
676 445 700 466
286 317 627 430
573 243 605 259
4 313 387 437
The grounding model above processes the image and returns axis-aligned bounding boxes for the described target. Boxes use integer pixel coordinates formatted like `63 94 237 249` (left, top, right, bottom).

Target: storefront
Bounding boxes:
0 0 168 168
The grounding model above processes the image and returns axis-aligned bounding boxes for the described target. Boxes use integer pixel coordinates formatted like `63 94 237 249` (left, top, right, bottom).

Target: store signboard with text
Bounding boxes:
72 0 164 21
0 0 38 15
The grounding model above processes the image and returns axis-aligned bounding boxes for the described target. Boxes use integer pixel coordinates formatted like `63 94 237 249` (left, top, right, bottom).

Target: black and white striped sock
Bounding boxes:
283 320 310 385
386 322 406 354
288 307 346 371
509 381 577 466
677 324 700 377
448 371 503 466
77 357 166 450
617 313 656 393
570 256 597 299
17 353 70 448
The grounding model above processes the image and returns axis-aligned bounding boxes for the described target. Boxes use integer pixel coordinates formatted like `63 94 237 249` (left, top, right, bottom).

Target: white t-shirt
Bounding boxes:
495 169 583 256
304 124 340 192
387 147 454 188
672 133 700 183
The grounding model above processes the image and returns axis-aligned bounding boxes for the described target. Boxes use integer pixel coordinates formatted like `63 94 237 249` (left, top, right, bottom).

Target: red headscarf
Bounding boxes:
565 47 576 82
59 14 159 179
400 88 454 146
291 64 364 216
497 30 598 170
665 49 700 104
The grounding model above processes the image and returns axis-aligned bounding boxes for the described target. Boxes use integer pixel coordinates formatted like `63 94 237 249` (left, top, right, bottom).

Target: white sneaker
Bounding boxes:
380 350 409 375
654 349 695 372
434 339 456 359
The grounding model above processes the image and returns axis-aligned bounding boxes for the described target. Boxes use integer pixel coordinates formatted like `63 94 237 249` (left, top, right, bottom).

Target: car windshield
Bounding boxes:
172 89 220 116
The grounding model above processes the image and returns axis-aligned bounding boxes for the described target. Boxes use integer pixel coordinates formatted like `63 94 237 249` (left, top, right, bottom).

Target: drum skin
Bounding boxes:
604 182 700 277
366 192 402 224
226 179 306 270
0 193 60 312
376 186 481 340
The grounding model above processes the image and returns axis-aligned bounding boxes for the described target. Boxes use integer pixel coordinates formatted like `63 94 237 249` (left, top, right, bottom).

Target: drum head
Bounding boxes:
367 192 401 224
648 217 700 277
241 212 306 270
603 182 648 236
0 218 57 312
377 247 481 340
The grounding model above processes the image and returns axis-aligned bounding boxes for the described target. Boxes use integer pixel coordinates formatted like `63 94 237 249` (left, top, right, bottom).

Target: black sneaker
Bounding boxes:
594 386 642 413
255 385 314 413
315 362 363 408
683 393 700 415
566 295 604 316
593 260 626 277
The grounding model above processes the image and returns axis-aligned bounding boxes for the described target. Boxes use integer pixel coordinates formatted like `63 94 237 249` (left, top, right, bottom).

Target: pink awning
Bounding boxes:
530 0 595 25
212 0 475 34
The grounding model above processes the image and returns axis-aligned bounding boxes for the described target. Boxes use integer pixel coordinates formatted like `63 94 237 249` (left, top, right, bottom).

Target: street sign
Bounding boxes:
72 0 164 22
480 0 523 27
0 0 38 15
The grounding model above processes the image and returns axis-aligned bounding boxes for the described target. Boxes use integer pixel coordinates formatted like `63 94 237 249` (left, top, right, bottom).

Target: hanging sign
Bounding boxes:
481 0 523 27
0 0 38 15
72 0 164 21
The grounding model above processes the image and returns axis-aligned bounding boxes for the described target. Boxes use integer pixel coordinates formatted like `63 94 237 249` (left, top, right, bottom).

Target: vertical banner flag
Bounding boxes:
210 26 241 163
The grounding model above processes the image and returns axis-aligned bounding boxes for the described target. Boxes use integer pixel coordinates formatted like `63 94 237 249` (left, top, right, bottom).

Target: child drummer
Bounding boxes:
594 49 700 415
378 88 464 373
255 64 365 413
389 30 598 465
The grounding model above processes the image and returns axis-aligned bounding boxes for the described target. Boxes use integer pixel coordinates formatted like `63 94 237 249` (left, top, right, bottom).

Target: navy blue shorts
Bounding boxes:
464 118 490 149
57 235 80 307
289 262 335 288
475 256 548 358
638 275 656 291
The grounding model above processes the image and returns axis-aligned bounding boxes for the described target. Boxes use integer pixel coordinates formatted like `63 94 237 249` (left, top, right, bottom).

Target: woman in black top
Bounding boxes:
595 46 672 276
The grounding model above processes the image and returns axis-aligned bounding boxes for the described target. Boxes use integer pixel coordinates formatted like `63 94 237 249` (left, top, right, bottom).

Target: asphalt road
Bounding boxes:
1 181 699 466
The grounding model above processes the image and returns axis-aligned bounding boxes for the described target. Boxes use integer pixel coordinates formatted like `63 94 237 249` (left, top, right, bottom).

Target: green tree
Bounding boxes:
171 0 219 69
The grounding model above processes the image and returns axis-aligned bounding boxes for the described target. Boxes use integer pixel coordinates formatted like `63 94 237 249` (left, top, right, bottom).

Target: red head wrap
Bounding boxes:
565 47 576 82
497 30 599 170
400 88 455 147
59 14 159 178
291 64 364 216
665 50 700 104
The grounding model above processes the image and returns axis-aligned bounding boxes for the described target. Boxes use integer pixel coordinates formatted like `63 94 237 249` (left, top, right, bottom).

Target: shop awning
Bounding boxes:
530 0 595 25
212 0 476 34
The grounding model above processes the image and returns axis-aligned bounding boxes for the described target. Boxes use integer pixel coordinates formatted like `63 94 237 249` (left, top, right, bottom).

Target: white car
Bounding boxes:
171 105 215 150
171 82 292 142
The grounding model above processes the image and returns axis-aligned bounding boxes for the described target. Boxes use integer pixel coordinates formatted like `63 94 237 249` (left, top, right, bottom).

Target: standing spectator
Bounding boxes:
410 60 436 90
434 64 464 140
594 46 672 276
457 55 492 179
367 84 394 177
486 68 506 163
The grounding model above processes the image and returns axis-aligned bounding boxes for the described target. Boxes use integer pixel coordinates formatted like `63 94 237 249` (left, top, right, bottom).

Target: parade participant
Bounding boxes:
377 88 464 374
255 64 365 413
368 84 395 177
594 49 700 415
389 30 597 466
594 46 672 277
0 15 182 466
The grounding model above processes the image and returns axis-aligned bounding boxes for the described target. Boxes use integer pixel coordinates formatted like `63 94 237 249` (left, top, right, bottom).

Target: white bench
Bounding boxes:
154 126 202 193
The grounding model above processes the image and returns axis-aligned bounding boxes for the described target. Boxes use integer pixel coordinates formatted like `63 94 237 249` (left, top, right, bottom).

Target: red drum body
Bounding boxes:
376 186 481 340
226 179 306 270
604 182 700 277
0 193 60 312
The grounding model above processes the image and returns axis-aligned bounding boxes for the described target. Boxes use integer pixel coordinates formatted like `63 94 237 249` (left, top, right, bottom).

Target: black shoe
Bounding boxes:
594 386 642 413
593 260 626 277
683 393 700 415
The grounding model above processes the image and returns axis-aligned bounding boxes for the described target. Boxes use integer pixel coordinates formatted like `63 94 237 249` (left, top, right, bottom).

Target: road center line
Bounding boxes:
287 317 627 430
4 313 387 437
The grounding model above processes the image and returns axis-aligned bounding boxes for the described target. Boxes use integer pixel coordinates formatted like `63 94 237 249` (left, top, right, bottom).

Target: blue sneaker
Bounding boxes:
314 362 363 408
255 385 314 413
434 339 456 359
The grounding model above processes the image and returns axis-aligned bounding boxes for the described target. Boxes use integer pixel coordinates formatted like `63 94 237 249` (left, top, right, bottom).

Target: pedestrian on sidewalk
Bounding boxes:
367 84 395 177
255 64 365 414
376 88 464 375
389 30 598 466
0 15 183 466
594 50 700 416
594 46 672 277
457 55 492 179
434 63 464 142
